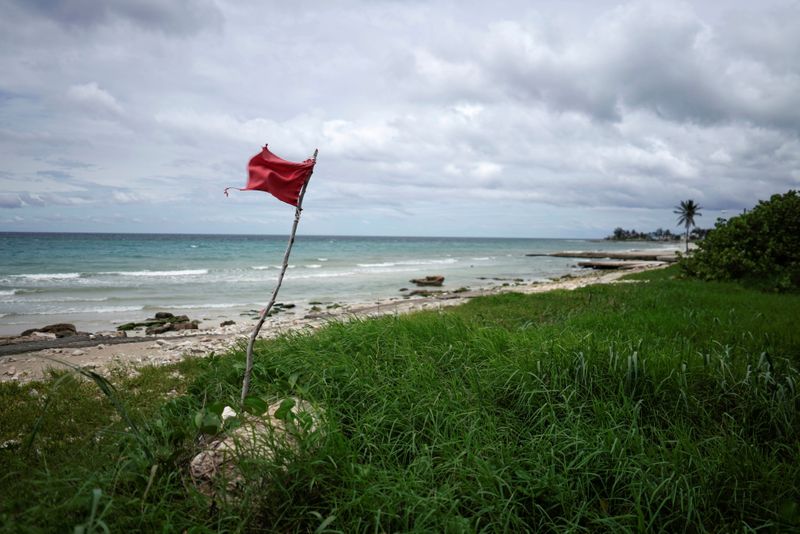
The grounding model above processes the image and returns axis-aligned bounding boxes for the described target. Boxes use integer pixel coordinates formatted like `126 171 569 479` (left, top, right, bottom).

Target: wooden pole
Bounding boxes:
240 148 318 403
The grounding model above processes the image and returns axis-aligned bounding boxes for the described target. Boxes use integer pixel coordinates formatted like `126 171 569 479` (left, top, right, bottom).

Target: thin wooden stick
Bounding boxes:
241 149 318 403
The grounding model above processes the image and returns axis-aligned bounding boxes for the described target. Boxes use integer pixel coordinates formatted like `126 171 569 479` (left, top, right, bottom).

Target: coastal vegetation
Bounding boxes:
681 190 800 292
604 226 709 242
674 199 703 252
1 266 799 531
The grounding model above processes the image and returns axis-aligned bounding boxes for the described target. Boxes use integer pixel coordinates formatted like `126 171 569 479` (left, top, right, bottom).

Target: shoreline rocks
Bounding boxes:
410 275 445 287
117 312 200 335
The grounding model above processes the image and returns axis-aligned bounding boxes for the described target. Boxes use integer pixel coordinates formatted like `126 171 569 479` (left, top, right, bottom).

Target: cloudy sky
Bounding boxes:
1 0 798 238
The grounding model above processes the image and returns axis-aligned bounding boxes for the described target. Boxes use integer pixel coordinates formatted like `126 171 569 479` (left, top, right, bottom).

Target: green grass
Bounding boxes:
1 267 799 532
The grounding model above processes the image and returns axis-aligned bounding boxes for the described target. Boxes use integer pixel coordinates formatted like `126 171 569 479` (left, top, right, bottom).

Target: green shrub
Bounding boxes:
681 190 800 291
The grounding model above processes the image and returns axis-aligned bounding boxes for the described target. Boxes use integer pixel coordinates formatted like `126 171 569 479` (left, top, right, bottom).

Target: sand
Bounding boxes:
0 265 660 384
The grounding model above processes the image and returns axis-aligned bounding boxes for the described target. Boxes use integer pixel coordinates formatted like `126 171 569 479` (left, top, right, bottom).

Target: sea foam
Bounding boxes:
101 269 209 277
13 273 82 281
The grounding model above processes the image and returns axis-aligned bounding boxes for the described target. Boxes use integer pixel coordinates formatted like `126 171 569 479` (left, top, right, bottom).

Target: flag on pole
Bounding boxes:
225 145 316 206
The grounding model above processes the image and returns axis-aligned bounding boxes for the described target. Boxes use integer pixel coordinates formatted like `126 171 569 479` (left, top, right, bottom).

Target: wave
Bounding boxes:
357 258 458 268
305 264 322 269
0 289 19 296
250 265 296 271
99 269 209 277
358 262 395 268
288 271 356 280
356 267 420 274
1 296 110 303
12 273 82 281
317 258 328 262
18 305 144 315
470 257 492 261
157 303 249 310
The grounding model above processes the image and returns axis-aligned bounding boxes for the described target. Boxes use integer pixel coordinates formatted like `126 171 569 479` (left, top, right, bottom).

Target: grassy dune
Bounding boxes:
1 267 799 532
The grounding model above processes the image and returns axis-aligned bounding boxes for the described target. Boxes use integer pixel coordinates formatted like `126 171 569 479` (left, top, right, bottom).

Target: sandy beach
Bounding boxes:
0 264 661 384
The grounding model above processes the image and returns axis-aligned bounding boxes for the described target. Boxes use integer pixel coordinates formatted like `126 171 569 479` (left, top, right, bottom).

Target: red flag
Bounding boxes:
225 145 315 206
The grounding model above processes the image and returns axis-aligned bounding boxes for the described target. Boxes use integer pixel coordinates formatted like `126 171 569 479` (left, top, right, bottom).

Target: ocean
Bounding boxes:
0 233 676 336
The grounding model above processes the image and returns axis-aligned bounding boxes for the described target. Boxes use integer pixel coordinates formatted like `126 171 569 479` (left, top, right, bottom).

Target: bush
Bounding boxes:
680 190 800 291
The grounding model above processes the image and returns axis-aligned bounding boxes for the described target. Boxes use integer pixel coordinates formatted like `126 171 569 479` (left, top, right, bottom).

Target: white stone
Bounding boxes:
189 397 322 500
71 349 86 356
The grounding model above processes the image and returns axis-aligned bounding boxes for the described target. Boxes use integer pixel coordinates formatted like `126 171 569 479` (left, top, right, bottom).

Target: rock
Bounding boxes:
173 320 199 331
155 339 169 347
71 349 86 356
189 397 322 500
146 323 174 335
20 323 78 338
154 312 174 319
31 332 58 340
96 330 126 338
4 367 16 376
220 320 236 327
409 275 445 287
96 344 105 350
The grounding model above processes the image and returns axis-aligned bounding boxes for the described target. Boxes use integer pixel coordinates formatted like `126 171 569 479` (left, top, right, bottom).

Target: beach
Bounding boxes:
0 262 664 383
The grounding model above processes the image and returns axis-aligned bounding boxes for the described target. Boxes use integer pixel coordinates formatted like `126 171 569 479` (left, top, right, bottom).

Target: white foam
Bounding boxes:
168 303 248 309
0 289 18 296
317 258 329 262
24 305 144 315
471 257 491 261
2 296 109 303
251 265 295 270
358 262 396 268
13 273 81 281
305 264 322 269
288 271 356 280
101 269 208 277
359 258 458 268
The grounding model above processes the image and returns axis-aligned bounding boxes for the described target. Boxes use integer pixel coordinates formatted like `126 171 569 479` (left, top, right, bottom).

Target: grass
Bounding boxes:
1 266 799 532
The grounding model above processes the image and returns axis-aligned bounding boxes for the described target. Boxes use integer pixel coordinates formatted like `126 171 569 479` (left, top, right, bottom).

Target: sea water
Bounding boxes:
0 233 675 335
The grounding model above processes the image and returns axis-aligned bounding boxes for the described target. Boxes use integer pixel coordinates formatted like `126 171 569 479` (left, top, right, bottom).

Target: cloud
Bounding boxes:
0 0 798 236
11 0 222 35
66 82 124 115
0 194 23 208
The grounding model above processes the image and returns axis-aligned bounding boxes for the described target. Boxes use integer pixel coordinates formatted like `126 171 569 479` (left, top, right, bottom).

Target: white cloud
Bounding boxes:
66 82 124 115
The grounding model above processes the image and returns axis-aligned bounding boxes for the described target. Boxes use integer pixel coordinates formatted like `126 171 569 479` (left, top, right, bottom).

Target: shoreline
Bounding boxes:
0 263 665 384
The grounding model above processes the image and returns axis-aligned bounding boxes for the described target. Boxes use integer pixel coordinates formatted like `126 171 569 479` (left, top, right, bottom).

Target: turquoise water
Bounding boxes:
0 233 675 335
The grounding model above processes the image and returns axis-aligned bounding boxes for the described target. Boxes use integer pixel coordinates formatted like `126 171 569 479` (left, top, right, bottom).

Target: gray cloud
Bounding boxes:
11 0 222 34
0 0 797 236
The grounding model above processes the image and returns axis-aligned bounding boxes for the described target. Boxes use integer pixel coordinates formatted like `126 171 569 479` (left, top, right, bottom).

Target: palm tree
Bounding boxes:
674 199 702 253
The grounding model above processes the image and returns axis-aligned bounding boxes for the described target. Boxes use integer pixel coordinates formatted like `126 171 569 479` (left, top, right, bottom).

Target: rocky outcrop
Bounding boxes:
20 323 79 338
410 275 445 287
118 312 200 335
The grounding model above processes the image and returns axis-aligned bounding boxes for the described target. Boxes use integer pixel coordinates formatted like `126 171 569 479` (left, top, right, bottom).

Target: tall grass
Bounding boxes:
1 267 799 531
